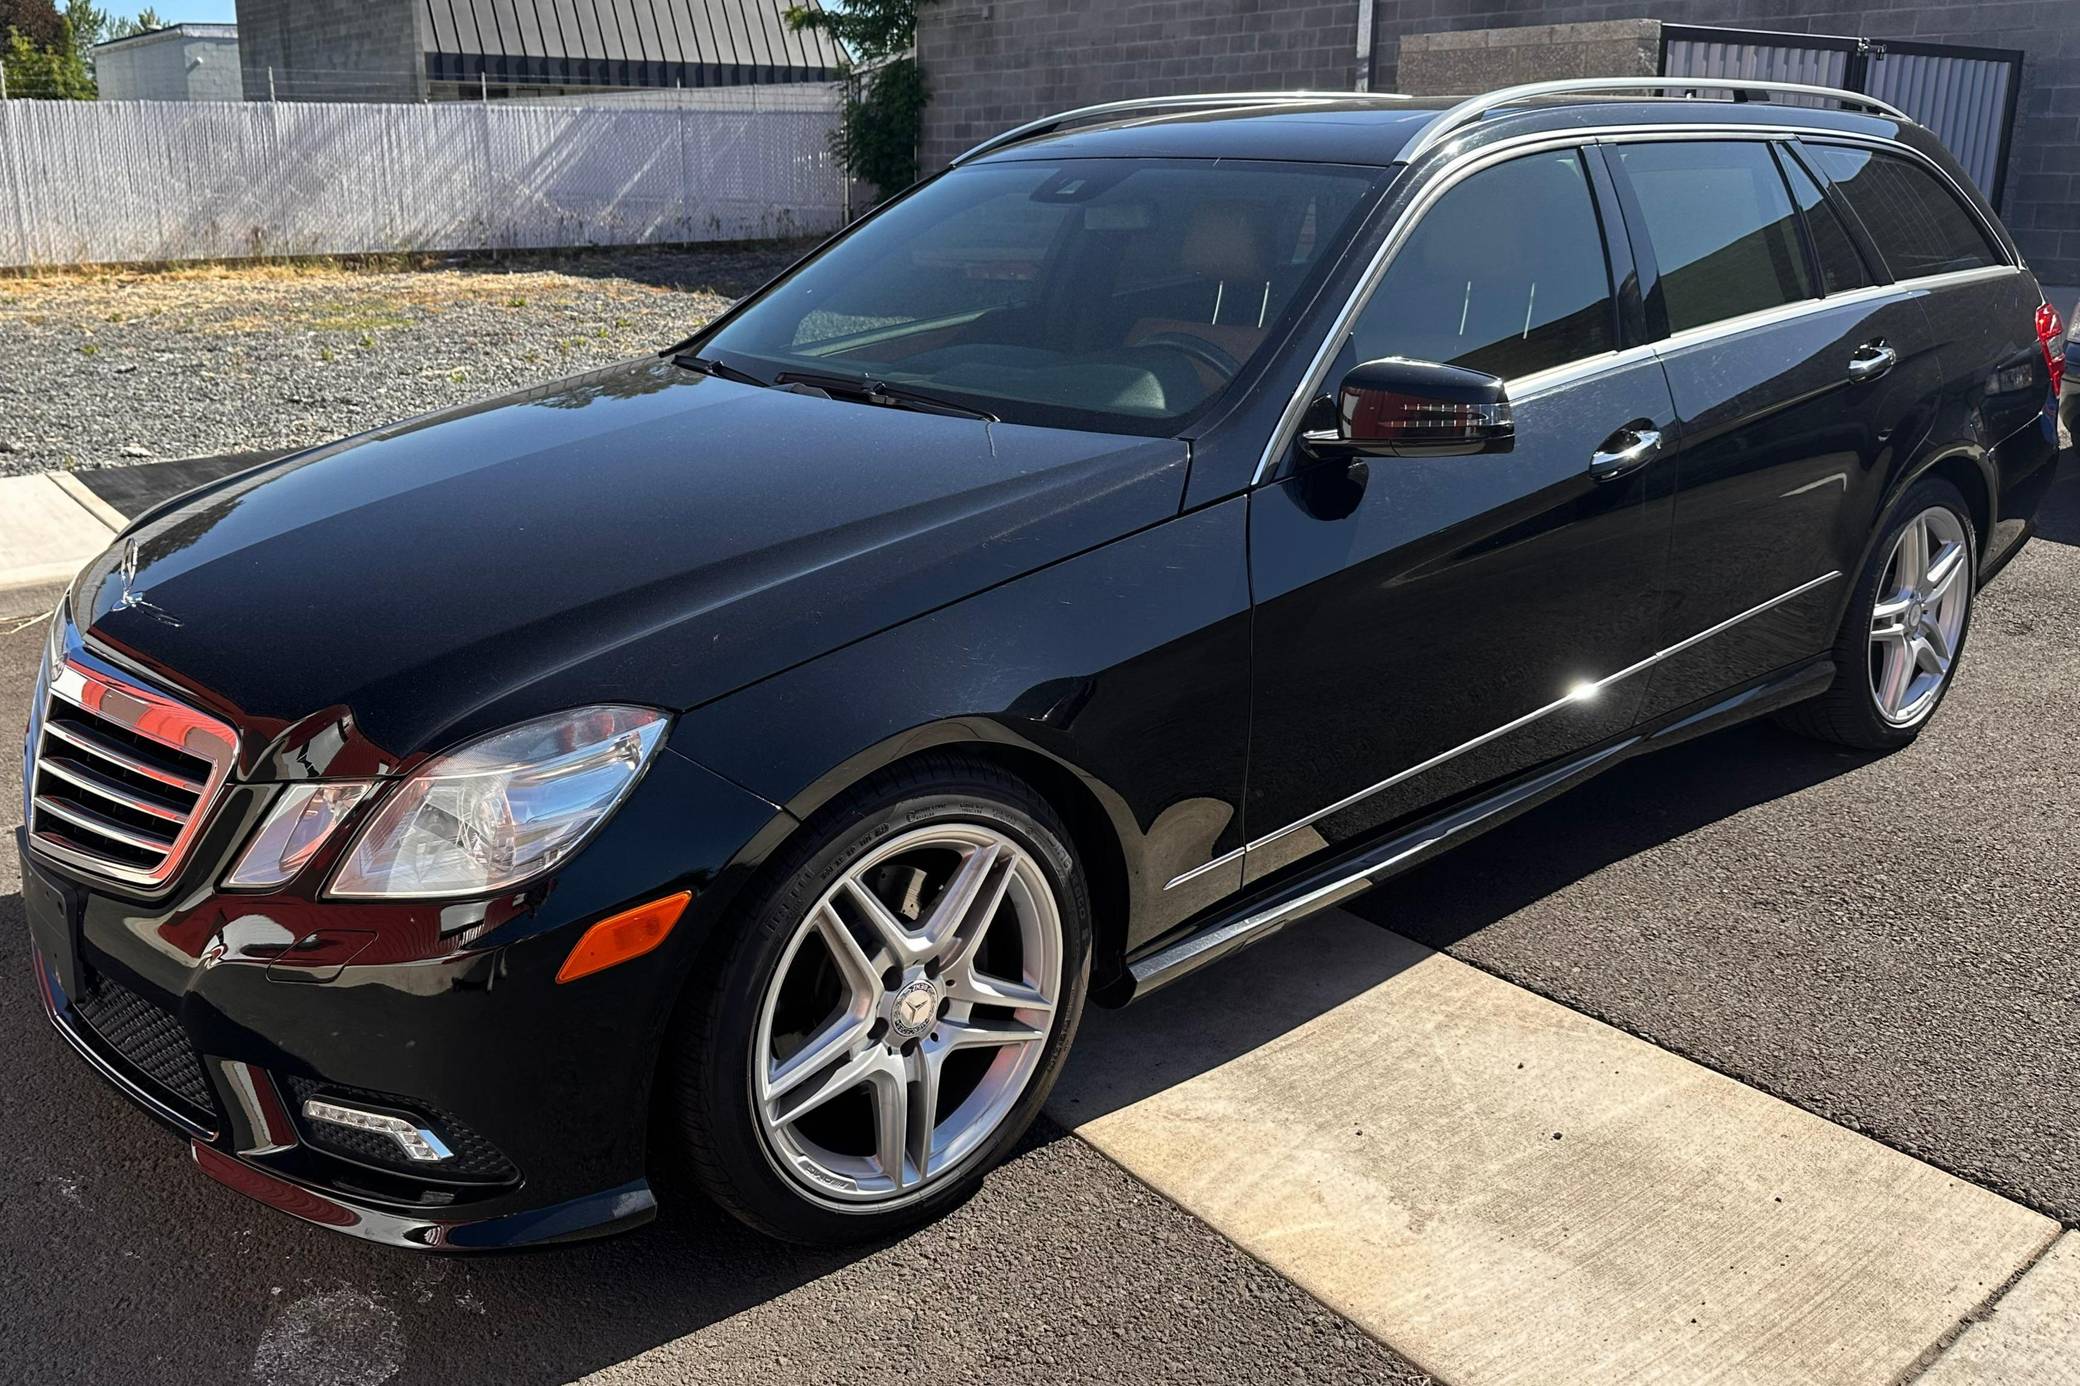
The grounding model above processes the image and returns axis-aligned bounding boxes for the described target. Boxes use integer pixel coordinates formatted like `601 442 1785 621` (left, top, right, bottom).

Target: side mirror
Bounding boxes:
1305 357 1514 458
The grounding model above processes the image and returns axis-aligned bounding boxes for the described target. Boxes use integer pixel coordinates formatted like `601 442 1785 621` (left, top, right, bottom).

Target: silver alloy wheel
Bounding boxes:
751 824 1062 1207
1869 505 1971 727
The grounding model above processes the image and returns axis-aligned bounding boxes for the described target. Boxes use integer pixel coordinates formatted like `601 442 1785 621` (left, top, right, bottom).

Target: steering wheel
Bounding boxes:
1135 330 1244 382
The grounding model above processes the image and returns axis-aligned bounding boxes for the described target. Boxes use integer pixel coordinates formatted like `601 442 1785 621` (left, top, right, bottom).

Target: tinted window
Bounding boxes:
1351 150 1615 379
1617 141 1813 333
1801 144 2001 280
702 159 1380 435
1780 150 1870 295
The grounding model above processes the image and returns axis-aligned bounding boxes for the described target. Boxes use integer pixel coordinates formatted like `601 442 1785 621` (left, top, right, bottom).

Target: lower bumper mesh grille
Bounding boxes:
71 974 216 1117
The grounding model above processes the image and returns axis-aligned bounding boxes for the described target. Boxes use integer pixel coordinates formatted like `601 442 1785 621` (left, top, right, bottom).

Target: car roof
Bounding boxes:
962 92 1914 169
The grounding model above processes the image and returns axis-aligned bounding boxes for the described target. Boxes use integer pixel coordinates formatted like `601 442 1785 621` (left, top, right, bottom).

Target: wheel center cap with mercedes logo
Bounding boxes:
890 980 938 1039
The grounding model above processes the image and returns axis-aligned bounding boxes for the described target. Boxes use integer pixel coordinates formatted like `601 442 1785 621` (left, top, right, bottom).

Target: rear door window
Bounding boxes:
1778 149 1871 295
1614 141 1813 334
1799 144 2002 280
1350 148 1617 379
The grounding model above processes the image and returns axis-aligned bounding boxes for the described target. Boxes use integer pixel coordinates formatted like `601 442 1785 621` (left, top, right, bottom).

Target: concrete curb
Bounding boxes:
0 471 121 608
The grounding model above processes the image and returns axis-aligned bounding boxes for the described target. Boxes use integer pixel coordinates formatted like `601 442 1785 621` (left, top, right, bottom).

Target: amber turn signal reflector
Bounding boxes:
556 891 692 984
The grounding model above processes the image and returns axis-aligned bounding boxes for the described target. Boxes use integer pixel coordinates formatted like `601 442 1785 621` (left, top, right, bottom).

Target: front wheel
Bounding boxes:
663 757 1090 1244
1777 476 1976 750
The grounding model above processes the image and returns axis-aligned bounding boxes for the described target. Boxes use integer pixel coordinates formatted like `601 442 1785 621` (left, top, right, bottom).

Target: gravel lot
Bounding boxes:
0 244 810 476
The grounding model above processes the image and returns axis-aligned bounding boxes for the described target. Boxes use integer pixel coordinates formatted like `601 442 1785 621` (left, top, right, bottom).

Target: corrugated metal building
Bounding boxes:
91 24 243 102
234 0 844 104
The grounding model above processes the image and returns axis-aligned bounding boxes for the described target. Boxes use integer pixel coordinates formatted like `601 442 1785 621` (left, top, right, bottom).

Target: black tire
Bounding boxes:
1775 475 1977 751
661 753 1091 1245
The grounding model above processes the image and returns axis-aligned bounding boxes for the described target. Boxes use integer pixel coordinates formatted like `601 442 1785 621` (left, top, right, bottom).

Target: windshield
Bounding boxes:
696 158 1385 435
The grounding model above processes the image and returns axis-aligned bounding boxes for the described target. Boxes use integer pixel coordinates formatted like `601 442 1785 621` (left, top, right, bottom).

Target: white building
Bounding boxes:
92 24 242 102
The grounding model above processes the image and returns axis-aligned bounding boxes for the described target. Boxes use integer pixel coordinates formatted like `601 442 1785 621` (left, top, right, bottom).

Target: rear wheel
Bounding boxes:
1777 477 1976 750
664 757 1090 1243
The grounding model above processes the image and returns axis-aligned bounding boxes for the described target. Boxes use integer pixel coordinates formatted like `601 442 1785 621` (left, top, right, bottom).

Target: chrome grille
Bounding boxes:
28 658 237 889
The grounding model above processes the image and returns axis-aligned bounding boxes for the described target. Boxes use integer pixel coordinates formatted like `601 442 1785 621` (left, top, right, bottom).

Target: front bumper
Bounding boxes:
16 735 784 1250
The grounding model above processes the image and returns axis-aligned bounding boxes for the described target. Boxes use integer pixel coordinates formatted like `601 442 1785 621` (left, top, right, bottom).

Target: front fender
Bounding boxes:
672 499 1255 959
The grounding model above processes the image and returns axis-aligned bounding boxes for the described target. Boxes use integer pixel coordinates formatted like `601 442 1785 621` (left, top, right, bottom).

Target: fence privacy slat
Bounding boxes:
0 91 844 268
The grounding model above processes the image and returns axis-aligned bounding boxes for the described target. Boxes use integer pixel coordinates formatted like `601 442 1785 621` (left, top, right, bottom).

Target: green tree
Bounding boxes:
64 0 106 47
3 13 94 98
0 0 63 50
786 0 927 202
106 4 161 38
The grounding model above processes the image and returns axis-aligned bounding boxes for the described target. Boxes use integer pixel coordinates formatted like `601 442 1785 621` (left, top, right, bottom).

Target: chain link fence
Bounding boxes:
0 87 845 268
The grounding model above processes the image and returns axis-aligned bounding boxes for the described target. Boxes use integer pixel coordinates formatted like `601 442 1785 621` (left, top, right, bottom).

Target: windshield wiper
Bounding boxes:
772 370 998 422
672 352 770 388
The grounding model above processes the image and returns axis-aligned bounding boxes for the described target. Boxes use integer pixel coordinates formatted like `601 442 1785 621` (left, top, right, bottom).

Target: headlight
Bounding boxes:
224 782 375 889
327 706 669 899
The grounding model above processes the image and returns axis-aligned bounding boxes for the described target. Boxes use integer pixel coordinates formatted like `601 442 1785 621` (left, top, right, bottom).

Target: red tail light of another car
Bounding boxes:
2036 301 2066 397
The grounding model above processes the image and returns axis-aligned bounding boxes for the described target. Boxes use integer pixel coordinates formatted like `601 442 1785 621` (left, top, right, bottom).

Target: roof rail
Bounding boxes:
1401 77 1911 164
953 91 1414 165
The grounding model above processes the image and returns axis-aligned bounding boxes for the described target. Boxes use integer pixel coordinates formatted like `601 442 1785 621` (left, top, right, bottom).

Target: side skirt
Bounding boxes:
1114 657 1835 1003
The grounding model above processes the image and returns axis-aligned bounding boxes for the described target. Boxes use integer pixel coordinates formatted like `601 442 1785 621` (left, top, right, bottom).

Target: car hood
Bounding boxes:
74 358 1187 779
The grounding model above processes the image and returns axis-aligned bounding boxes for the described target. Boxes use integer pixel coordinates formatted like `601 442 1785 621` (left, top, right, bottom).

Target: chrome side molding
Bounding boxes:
1159 569 1842 891
1242 571 1841 857
1129 658 1835 997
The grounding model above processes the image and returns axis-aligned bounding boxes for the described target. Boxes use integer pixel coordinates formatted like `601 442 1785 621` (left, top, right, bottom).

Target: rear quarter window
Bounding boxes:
1800 144 2003 280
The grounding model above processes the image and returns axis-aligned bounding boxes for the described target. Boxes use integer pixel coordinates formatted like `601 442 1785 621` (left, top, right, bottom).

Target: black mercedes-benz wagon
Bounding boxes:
20 80 2064 1248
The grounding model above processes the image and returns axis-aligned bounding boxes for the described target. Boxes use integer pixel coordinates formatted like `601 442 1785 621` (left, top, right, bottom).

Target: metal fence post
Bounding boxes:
1354 0 1375 91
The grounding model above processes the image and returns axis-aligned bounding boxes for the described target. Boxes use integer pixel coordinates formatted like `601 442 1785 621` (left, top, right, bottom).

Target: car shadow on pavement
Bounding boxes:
1348 719 1880 953
2027 451 2080 545
1053 918 1432 1127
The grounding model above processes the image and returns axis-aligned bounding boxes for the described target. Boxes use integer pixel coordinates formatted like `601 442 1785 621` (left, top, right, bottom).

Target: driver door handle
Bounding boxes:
1848 341 1899 383
1589 425 1664 483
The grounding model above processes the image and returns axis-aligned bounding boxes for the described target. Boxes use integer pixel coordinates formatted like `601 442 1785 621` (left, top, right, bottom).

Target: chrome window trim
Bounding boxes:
1506 264 2020 404
1251 124 2017 488
1240 570 1842 857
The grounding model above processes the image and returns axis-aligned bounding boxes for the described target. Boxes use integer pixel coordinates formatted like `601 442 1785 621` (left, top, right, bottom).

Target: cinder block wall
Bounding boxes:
915 0 1362 173
95 36 243 101
1397 21 1661 94
233 0 426 102
915 0 2080 283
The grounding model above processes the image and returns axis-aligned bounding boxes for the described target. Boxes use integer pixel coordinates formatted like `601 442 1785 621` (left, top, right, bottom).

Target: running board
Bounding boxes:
1119 659 1834 1001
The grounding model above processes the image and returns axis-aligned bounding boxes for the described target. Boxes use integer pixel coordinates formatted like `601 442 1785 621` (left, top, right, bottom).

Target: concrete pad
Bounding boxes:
0 473 116 594
1918 1234 2080 1385
1050 911 2057 1386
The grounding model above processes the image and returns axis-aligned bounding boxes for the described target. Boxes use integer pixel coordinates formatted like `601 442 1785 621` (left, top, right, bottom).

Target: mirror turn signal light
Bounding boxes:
557 891 692 984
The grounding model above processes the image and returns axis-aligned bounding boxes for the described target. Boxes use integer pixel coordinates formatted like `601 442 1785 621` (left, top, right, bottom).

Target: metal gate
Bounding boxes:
1659 24 2023 210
